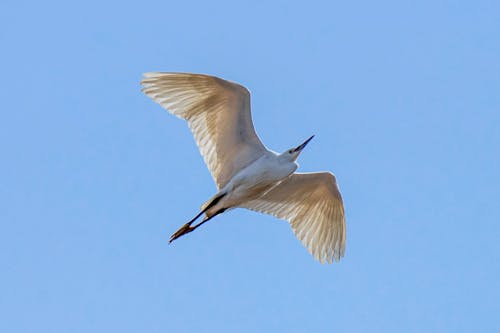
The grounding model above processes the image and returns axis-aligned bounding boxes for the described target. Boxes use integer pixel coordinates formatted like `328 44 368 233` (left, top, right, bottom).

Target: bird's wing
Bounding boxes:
241 172 346 263
141 72 267 189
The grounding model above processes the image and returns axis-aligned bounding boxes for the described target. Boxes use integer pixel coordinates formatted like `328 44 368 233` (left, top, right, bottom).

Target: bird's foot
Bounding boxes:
169 223 194 243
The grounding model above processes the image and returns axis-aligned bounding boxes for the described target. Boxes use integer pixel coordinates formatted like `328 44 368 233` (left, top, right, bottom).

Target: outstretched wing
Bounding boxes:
241 172 346 263
141 72 267 189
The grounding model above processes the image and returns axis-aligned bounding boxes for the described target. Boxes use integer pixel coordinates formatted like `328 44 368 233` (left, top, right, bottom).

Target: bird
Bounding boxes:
141 72 346 263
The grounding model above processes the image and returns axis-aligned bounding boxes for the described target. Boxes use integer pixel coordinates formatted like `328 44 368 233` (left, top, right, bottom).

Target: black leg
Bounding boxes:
169 208 226 243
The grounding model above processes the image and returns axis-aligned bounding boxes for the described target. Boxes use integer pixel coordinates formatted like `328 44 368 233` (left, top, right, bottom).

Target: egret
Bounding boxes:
141 73 346 263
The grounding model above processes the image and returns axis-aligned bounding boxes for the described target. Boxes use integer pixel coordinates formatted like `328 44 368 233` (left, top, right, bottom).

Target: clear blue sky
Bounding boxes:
1 1 499 332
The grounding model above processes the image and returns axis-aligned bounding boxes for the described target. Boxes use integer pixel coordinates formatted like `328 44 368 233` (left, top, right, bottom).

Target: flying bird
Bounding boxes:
141 73 346 263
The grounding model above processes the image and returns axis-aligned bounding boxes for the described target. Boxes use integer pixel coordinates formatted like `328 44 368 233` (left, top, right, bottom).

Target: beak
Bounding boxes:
293 135 315 153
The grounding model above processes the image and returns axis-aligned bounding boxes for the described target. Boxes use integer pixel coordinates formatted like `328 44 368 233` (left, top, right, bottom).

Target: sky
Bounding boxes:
1 0 499 332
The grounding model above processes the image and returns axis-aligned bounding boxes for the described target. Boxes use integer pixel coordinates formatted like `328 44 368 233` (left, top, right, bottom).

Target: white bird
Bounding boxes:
141 72 346 263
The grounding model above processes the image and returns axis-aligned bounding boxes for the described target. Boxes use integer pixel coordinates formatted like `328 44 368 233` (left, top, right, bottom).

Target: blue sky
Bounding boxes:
1 0 499 332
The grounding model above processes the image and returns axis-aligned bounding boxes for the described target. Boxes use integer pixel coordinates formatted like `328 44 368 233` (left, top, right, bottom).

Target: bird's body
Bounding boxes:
141 72 346 263
205 150 298 218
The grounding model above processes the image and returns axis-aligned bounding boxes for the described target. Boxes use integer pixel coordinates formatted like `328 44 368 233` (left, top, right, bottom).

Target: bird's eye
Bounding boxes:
288 150 293 154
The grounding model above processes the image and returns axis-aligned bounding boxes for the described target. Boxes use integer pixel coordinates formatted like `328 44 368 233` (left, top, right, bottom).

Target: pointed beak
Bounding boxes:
293 135 315 153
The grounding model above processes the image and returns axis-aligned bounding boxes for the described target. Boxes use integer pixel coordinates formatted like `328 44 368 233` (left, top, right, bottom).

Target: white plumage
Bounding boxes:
141 72 346 263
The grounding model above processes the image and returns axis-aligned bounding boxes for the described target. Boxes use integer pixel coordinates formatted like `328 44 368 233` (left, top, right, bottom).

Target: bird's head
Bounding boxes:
280 135 315 161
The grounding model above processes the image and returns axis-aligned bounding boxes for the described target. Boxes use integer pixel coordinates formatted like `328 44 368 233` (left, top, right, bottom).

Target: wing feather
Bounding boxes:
141 72 267 189
241 172 346 263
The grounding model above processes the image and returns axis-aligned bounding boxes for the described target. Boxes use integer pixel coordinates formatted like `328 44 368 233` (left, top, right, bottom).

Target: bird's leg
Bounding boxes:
169 223 195 243
169 193 227 243
168 208 227 243
168 210 204 243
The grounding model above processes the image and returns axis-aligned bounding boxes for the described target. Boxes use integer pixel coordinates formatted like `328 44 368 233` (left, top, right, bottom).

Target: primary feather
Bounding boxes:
141 72 266 189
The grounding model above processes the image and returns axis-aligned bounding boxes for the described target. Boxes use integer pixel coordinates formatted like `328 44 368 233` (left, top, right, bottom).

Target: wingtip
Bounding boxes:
142 72 161 78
